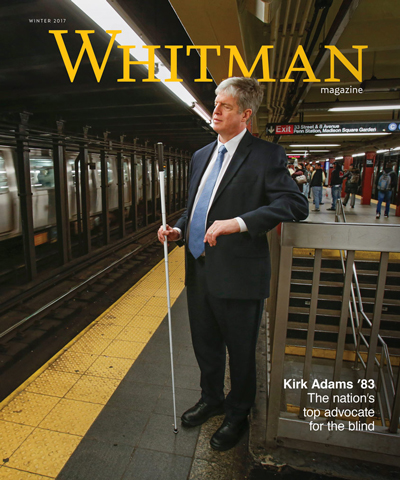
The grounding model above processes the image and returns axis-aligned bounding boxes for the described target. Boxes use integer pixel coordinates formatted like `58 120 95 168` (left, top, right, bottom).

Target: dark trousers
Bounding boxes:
186 255 264 421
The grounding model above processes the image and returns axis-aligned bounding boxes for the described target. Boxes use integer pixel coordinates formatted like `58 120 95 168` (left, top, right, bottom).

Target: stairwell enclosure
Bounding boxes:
266 222 400 467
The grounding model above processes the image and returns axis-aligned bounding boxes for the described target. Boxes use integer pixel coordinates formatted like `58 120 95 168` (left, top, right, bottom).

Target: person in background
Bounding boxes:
303 163 312 199
309 162 325 211
376 167 392 219
388 166 398 203
327 162 343 211
342 165 359 208
292 165 307 193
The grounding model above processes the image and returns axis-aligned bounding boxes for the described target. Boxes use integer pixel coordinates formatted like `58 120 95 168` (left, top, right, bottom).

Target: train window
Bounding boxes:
0 155 9 193
123 161 129 183
107 161 113 183
30 158 55 188
95 160 113 184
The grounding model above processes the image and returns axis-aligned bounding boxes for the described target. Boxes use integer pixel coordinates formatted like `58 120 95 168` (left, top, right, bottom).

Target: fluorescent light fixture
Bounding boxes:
289 144 340 147
193 103 211 123
352 152 365 157
309 150 330 152
392 146 400 151
335 156 343 160
316 133 391 137
70 0 211 120
377 149 389 154
329 105 400 112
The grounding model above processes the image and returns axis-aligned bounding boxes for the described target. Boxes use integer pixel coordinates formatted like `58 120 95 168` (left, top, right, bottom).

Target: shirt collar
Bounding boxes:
217 128 247 156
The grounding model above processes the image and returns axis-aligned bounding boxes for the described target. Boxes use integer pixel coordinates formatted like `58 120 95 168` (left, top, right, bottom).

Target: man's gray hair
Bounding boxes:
215 77 264 120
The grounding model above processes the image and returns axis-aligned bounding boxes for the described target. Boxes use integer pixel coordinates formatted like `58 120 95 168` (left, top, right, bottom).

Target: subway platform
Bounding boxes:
0 197 399 479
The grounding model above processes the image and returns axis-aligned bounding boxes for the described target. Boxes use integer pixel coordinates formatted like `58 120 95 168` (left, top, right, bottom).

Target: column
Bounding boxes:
361 151 376 205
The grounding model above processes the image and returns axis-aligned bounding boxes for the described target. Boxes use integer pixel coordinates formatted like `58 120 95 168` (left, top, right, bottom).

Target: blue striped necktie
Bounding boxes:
188 145 227 259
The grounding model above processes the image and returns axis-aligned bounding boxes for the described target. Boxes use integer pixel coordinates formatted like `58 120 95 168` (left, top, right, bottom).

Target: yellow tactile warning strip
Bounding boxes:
0 246 185 479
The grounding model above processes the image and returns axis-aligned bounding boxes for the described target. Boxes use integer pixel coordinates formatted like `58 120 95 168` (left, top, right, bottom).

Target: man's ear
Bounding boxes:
242 108 252 123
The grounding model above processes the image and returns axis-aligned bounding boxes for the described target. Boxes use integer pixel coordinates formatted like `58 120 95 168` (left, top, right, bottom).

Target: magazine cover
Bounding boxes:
0 1 399 478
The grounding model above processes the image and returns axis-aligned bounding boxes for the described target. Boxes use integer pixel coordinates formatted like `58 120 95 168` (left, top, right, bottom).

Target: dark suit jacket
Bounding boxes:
174 130 309 300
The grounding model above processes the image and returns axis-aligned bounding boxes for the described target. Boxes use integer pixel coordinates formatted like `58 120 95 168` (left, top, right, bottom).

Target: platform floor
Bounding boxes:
0 195 399 479
306 191 400 224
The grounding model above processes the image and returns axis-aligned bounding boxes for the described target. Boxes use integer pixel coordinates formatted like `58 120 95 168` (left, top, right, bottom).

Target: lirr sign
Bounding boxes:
266 122 400 135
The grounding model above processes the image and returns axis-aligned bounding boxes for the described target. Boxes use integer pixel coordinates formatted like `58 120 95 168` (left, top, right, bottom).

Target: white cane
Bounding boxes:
157 142 178 434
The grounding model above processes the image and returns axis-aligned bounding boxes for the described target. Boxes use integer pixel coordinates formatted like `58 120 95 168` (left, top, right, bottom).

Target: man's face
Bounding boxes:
212 91 251 141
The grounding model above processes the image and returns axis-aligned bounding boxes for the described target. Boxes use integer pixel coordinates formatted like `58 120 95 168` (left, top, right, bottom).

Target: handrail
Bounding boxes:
334 197 396 427
266 220 400 461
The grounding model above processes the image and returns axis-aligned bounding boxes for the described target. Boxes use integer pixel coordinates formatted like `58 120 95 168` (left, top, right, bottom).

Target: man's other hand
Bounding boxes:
204 219 240 247
157 224 180 245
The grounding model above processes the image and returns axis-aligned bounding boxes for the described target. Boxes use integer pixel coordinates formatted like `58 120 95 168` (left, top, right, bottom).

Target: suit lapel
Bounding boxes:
212 130 253 206
187 140 217 213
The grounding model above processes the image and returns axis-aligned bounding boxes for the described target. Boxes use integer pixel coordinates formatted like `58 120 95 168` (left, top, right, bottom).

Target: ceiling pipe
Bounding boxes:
274 0 301 122
270 0 291 118
266 0 282 124
275 0 314 123
272 0 313 123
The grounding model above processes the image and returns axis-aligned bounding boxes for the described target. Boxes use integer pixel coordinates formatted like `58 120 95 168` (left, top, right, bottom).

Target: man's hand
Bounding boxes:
204 219 240 247
157 224 180 245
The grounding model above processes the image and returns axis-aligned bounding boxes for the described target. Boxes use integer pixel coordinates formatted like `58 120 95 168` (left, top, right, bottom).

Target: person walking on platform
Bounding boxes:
292 165 307 193
303 163 312 199
376 167 392 218
342 165 359 208
327 162 343 211
310 162 325 211
158 77 308 452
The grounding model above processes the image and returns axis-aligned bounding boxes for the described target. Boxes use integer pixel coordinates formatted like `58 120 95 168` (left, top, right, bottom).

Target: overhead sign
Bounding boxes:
265 121 400 135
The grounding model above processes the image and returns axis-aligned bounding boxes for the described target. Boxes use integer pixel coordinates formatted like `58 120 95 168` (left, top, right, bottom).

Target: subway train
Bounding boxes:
0 145 187 245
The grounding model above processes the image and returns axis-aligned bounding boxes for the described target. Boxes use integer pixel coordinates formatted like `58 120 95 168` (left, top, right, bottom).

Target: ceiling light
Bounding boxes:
289 144 340 147
309 150 330 152
70 0 211 120
352 152 365 157
316 133 391 137
193 103 211 123
335 156 343 160
376 149 389 154
329 105 400 112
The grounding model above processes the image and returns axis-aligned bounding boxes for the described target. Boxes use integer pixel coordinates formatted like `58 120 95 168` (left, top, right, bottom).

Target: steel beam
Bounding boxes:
53 123 71 265
15 113 37 280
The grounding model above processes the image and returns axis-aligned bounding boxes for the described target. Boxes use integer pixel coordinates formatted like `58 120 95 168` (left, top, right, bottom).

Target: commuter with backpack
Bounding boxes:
376 167 392 219
342 165 360 208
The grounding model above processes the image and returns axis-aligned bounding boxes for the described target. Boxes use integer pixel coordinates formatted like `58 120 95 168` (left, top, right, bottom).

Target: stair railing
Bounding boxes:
335 197 397 430
266 221 400 463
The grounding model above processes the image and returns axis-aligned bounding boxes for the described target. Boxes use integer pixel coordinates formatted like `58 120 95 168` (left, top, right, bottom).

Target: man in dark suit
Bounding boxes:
158 77 308 451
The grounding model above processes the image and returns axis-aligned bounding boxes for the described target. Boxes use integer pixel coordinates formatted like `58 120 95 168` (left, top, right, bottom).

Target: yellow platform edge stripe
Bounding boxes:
0 246 186 479
0 245 183 411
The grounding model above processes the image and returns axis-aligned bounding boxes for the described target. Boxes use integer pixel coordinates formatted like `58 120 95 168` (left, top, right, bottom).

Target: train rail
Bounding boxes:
0 212 182 400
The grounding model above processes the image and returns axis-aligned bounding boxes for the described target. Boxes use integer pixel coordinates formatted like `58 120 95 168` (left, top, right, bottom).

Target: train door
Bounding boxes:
135 156 143 203
0 151 13 233
29 152 56 230
123 158 130 206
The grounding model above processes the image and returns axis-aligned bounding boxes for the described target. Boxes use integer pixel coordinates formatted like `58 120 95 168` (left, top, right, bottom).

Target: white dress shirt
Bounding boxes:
175 128 248 239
